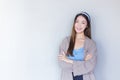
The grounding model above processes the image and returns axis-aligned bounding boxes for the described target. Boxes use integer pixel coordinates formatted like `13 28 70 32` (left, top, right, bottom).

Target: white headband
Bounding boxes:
80 11 91 21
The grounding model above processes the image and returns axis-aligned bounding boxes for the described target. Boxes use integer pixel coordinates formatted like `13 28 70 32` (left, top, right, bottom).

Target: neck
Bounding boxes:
76 32 85 40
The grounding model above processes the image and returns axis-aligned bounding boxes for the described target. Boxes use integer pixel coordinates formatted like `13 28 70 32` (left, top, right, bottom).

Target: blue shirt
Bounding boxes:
67 47 85 61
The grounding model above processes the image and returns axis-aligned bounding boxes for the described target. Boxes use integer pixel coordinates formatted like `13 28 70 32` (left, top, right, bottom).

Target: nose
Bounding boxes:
77 23 81 27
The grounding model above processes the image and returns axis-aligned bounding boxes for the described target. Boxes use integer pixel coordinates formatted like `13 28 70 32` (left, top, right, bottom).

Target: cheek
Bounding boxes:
74 23 78 27
82 26 87 31
74 24 86 29
82 24 87 29
74 24 78 30
83 25 87 29
74 25 78 30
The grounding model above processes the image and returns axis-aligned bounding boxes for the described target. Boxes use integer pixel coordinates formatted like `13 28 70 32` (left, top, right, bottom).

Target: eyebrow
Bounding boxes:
75 20 86 23
82 21 86 23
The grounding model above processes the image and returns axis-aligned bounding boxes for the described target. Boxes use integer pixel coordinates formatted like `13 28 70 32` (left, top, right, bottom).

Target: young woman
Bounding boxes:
58 12 97 80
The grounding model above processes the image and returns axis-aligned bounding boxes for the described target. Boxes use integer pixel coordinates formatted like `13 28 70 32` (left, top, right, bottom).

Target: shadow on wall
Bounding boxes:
95 39 106 80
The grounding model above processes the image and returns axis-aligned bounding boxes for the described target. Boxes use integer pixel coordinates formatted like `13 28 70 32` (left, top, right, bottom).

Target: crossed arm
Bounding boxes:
58 37 97 76
58 51 92 63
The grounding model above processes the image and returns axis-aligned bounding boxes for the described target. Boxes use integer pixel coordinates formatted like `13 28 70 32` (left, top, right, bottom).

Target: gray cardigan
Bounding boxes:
58 36 97 80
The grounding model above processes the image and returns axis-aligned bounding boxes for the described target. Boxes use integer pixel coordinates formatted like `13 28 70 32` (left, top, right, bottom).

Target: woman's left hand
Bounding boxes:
85 54 92 61
58 52 73 64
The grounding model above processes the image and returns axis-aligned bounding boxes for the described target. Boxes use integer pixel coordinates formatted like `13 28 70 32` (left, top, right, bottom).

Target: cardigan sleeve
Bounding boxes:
58 37 73 70
72 40 97 76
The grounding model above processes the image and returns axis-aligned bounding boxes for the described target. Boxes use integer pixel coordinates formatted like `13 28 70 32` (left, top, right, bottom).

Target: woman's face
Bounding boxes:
74 15 87 34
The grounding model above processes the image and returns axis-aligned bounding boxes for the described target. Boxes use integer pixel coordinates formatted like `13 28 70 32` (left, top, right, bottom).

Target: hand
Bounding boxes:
85 54 92 61
58 51 73 64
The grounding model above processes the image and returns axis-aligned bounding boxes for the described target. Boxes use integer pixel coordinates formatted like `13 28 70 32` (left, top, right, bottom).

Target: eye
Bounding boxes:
75 20 79 23
82 22 85 24
82 21 86 24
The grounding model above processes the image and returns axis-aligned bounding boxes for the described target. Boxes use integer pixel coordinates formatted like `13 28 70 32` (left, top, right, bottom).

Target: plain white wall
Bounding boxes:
0 0 120 80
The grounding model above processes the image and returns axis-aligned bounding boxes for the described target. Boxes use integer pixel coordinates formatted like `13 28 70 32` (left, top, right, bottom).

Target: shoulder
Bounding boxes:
86 36 96 47
62 36 71 43
59 36 70 47
59 36 71 51
85 37 97 54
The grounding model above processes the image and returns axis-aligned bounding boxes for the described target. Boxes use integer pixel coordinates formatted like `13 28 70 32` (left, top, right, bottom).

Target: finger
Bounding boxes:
88 54 92 56
88 54 92 57
87 55 91 58
58 55 63 57
86 55 91 58
87 54 92 57
58 56 64 59
85 55 92 61
59 55 66 58
59 57 65 61
58 56 63 59
58 56 62 59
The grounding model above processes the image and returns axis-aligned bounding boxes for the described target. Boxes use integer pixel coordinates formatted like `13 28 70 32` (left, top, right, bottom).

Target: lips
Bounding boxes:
77 28 82 31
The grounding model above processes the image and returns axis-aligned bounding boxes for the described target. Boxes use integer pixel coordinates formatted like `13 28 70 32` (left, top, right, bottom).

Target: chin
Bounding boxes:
76 31 83 34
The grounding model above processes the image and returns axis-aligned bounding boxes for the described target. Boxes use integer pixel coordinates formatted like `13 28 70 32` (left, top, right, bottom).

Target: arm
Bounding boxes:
72 40 97 76
58 37 73 70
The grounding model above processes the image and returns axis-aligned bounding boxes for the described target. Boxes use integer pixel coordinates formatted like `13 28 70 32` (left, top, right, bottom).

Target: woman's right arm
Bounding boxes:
58 37 73 70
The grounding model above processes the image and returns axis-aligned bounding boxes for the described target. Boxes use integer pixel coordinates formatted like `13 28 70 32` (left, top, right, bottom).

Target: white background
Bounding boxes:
0 0 120 80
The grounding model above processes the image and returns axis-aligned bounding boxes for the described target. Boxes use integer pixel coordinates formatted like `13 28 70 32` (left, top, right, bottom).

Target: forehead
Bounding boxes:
76 16 87 22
